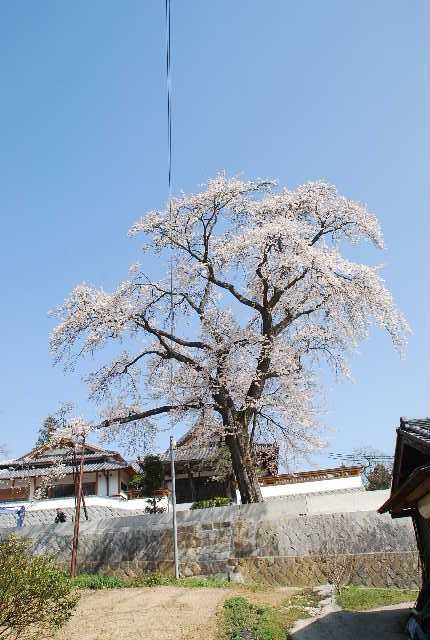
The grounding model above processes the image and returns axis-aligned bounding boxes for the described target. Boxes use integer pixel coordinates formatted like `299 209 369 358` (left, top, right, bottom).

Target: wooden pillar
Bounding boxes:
187 465 195 502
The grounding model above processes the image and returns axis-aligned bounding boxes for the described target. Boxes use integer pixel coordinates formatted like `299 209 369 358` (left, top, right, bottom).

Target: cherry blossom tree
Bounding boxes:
50 173 408 503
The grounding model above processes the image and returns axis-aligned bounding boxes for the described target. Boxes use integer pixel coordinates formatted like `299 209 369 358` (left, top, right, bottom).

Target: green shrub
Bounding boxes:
223 597 256 640
72 573 127 590
191 496 231 510
254 608 285 640
129 457 166 513
0 535 79 639
222 596 286 640
134 572 174 587
128 474 145 494
220 593 319 640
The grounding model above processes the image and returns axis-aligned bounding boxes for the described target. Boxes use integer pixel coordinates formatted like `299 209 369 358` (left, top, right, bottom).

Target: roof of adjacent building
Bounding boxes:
13 439 125 463
160 444 217 463
0 460 140 481
0 439 139 481
379 416 430 516
397 417 430 447
161 426 278 472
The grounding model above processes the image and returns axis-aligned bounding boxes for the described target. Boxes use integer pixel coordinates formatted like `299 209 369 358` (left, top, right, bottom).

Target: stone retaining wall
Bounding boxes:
0 500 419 588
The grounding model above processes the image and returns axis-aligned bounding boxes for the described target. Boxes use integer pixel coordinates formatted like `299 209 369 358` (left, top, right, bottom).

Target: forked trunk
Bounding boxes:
225 428 263 504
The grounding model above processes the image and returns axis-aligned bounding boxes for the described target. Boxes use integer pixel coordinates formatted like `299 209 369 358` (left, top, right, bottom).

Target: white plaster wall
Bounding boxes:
97 473 108 497
0 489 389 515
107 471 119 496
304 489 389 514
260 475 363 499
418 492 430 518
2 495 128 511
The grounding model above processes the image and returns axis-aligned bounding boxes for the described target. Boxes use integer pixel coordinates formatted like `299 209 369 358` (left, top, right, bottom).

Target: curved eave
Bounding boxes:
378 464 430 516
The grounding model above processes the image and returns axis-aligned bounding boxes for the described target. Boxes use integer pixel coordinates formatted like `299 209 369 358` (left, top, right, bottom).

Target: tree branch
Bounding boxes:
135 316 210 350
96 403 202 429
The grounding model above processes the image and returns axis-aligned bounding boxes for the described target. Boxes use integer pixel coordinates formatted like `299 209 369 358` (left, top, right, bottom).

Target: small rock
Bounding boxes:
229 571 245 584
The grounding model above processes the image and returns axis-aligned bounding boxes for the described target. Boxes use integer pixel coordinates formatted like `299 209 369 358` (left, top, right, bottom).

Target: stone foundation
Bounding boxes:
235 551 420 589
75 552 419 589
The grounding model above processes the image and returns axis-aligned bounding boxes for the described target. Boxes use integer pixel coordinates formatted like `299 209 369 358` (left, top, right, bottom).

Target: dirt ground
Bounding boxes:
54 585 298 640
55 586 233 640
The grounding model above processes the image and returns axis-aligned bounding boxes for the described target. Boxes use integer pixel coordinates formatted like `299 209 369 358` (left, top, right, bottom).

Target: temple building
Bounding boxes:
161 428 363 506
0 431 363 511
0 439 139 502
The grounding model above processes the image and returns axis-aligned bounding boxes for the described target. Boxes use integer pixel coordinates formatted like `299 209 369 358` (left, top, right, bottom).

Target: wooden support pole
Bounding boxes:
70 442 85 577
81 489 88 521
170 436 179 579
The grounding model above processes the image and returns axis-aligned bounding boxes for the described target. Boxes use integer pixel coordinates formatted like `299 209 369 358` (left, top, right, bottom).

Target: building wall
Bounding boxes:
106 470 119 497
259 475 363 499
0 481 29 502
0 469 132 502
120 470 130 496
97 473 108 497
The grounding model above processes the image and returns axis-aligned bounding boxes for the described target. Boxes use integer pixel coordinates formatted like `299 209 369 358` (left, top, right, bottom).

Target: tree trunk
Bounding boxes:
225 429 263 504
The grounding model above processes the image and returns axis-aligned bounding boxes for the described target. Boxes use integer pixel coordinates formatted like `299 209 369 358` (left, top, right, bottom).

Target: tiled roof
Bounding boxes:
14 440 125 463
378 417 430 515
400 417 430 440
15 454 120 465
160 445 217 463
162 431 278 465
0 461 139 480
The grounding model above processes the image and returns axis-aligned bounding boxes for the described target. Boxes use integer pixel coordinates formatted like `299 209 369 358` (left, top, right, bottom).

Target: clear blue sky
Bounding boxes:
1 1 428 465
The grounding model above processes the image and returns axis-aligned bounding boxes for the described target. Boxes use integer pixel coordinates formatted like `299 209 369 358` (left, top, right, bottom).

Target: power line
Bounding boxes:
165 0 179 581
165 0 172 200
328 453 393 459
165 0 175 347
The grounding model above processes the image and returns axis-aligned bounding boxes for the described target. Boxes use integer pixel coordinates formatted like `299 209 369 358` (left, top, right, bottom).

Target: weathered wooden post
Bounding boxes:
70 438 85 577
170 436 179 579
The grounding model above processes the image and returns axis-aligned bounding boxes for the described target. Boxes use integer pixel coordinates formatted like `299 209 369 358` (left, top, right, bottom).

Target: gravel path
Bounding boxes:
55 586 231 640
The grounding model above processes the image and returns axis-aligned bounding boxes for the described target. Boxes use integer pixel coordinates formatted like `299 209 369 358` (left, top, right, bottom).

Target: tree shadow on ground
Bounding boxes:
292 606 412 640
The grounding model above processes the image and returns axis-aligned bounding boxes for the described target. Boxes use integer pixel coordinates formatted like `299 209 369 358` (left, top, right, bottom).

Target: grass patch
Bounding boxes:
220 591 320 640
72 574 125 589
72 572 230 590
337 586 418 611
222 596 285 640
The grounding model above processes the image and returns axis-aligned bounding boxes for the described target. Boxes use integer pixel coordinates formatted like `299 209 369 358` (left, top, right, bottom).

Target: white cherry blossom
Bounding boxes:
51 173 408 503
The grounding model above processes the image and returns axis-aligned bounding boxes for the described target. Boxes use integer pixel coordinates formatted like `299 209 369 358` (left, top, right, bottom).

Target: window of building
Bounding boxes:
50 482 96 499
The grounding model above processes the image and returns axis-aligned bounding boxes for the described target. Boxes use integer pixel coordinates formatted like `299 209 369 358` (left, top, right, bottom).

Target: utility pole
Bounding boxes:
169 436 179 579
